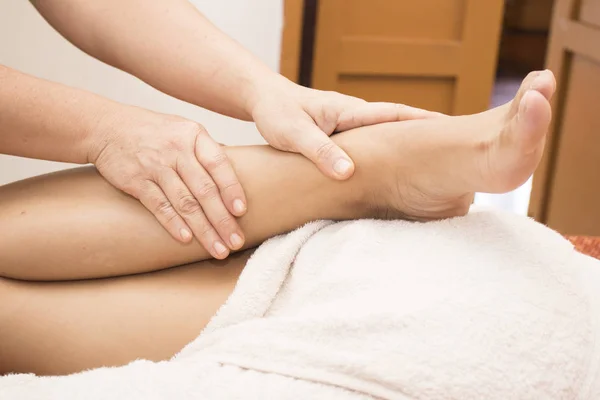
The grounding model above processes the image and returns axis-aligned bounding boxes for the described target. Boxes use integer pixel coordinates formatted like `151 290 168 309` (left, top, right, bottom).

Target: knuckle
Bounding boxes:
178 120 207 136
273 131 293 150
168 141 185 153
340 110 357 128
315 141 336 162
196 180 219 200
177 195 202 215
396 103 414 118
216 214 235 230
121 171 145 194
219 180 242 193
168 121 207 149
120 179 137 195
318 102 337 126
198 223 217 239
154 199 178 222
138 151 168 173
202 151 229 171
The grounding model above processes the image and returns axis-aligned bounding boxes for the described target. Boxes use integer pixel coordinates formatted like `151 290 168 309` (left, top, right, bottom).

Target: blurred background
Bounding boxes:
0 0 280 182
1 0 598 236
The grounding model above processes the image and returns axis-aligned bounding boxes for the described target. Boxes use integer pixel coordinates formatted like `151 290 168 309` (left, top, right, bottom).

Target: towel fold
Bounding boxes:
3 209 600 399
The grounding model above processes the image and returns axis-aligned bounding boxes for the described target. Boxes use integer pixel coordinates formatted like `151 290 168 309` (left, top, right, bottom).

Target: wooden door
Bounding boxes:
310 0 504 115
529 0 600 236
280 0 305 83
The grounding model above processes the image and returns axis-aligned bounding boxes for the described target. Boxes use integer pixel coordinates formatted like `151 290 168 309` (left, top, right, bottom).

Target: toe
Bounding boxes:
506 70 556 124
504 70 542 121
512 89 552 153
530 69 557 101
514 70 543 105
485 89 551 194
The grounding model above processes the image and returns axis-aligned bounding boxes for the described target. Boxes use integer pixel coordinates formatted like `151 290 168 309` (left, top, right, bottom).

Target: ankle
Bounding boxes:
333 127 398 219
335 120 475 221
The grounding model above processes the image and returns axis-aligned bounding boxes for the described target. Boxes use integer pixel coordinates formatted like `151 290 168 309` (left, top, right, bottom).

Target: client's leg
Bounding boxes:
0 70 555 376
0 70 555 281
0 151 371 281
0 253 250 376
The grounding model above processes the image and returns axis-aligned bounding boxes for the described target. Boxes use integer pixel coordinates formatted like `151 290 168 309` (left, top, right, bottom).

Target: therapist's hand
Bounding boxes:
89 106 246 259
252 79 442 180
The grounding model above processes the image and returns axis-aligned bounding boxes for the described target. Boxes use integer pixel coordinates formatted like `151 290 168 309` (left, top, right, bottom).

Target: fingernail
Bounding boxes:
180 228 192 242
233 199 246 215
333 158 352 177
230 233 243 249
214 241 228 256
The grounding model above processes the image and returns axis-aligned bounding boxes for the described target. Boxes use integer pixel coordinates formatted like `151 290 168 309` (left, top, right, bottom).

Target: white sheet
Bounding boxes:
2 209 600 399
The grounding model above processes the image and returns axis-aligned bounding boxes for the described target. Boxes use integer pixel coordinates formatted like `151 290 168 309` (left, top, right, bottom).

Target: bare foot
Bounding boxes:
353 70 556 220
476 69 555 193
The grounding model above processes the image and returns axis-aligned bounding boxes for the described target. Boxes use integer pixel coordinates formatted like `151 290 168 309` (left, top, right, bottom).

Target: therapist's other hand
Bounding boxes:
89 106 246 259
252 79 442 180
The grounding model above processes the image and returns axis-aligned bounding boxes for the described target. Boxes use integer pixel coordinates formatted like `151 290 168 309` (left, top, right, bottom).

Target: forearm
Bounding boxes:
0 65 119 163
32 0 278 120
0 133 379 281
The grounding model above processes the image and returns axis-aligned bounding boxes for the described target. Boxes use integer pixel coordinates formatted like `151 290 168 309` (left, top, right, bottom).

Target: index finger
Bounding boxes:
195 133 247 217
336 102 444 132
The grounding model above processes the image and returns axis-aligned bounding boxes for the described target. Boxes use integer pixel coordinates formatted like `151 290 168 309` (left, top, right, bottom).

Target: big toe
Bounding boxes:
483 88 552 194
530 69 557 100
507 70 556 120
508 89 552 154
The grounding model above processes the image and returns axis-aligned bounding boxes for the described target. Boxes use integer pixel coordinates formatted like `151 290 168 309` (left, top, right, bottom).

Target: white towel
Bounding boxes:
2 209 600 399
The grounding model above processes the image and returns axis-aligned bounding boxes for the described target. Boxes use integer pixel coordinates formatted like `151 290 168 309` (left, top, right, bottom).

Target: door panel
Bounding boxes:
340 0 465 40
311 0 503 115
580 0 600 27
529 0 600 235
545 55 600 235
338 76 455 113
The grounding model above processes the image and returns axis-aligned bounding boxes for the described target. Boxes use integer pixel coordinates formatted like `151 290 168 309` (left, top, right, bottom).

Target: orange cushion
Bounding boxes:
566 236 600 260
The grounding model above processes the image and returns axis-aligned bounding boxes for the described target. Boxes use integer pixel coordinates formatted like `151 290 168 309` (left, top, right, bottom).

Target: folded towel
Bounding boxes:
3 209 600 399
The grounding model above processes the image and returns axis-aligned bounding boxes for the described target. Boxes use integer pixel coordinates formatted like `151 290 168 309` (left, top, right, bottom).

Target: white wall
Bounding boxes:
0 0 282 184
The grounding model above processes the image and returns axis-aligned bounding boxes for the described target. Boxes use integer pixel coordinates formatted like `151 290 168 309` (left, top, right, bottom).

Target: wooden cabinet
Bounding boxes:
309 0 504 115
529 0 600 235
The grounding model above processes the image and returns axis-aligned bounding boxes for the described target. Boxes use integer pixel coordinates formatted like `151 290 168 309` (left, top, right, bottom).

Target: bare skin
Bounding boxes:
0 71 555 376
5 1 437 254
30 0 438 178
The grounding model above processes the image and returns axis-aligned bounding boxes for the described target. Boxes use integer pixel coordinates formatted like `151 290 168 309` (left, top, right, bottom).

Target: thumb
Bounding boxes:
292 121 355 180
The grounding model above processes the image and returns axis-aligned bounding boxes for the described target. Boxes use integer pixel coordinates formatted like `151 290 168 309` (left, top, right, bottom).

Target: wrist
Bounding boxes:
85 102 129 165
244 72 299 121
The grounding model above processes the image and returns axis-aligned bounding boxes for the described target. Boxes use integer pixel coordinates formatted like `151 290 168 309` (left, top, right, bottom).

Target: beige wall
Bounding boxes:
0 0 282 184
